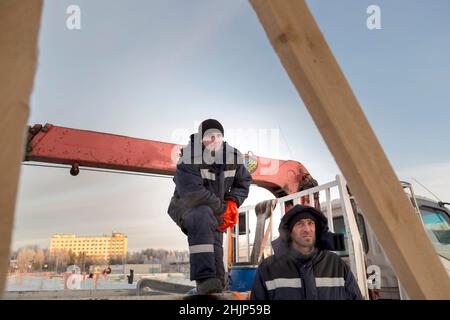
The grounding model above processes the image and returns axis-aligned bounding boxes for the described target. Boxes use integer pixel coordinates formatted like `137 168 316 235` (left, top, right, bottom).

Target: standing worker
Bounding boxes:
251 204 363 300
168 119 252 295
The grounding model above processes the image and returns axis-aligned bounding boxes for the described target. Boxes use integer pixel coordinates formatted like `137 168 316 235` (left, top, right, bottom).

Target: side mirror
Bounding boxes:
438 201 450 208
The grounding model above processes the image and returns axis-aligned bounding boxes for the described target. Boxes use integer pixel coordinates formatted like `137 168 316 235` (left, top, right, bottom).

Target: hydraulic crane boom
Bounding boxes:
24 124 318 197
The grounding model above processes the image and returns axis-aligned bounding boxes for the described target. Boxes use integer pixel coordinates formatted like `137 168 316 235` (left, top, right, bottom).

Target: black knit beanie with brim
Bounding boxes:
199 119 224 138
287 211 319 232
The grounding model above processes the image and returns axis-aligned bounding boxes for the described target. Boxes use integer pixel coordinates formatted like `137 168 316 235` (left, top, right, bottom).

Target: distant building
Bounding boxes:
49 232 127 261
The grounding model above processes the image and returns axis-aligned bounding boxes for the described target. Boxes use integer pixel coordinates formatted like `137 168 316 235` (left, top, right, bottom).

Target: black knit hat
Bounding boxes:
199 119 224 138
287 211 318 232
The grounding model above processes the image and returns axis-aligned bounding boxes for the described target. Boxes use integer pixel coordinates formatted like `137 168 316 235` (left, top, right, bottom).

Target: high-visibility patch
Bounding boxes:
224 170 236 178
200 169 215 181
315 277 345 287
265 278 302 291
189 244 214 254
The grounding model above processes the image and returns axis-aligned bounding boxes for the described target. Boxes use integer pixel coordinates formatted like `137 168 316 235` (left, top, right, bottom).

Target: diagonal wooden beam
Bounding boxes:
250 0 450 299
0 0 43 296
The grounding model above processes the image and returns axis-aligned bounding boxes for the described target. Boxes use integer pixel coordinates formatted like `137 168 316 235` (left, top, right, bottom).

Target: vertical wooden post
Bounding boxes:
250 0 450 299
0 0 43 296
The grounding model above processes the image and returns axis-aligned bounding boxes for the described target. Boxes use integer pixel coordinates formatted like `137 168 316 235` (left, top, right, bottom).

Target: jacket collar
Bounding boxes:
179 134 237 166
288 247 318 264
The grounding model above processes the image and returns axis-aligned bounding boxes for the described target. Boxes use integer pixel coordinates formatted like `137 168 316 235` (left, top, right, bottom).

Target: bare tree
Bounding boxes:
33 248 45 270
17 248 35 272
109 254 124 265
50 248 70 273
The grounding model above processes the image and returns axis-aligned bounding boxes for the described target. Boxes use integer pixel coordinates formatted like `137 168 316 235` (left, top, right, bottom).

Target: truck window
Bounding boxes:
332 214 369 256
421 207 450 260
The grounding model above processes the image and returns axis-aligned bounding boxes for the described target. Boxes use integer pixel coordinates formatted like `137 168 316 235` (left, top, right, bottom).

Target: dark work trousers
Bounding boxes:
182 205 225 287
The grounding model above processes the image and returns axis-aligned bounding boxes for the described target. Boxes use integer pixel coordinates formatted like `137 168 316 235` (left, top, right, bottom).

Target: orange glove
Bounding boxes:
217 200 239 232
227 200 239 228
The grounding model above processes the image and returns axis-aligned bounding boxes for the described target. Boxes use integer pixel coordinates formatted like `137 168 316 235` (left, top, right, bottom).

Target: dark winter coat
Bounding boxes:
167 133 252 234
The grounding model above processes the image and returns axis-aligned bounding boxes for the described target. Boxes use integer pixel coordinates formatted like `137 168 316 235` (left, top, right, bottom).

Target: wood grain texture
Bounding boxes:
0 0 43 296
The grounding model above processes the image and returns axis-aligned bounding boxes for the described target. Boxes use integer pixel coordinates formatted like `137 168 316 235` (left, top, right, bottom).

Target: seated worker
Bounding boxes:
251 204 363 300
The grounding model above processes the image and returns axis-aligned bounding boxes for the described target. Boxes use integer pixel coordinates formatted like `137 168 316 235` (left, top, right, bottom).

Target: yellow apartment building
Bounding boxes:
49 232 127 261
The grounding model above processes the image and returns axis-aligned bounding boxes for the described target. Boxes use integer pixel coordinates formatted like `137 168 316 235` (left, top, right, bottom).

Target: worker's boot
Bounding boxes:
196 277 223 295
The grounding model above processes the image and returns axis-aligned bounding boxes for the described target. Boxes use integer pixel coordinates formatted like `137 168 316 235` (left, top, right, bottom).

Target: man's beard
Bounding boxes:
294 235 315 249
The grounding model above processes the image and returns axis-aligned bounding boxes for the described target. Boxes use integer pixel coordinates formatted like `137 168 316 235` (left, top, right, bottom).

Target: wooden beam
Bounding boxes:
250 0 450 299
0 0 43 296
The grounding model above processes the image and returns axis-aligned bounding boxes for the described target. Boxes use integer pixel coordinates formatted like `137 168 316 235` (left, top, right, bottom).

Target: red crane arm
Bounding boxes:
24 124 316 197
